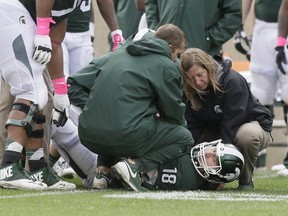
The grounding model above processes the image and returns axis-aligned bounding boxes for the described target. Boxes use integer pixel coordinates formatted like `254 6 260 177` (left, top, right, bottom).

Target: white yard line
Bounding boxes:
104 191 288 202
0 190 88 199
1 189 288 202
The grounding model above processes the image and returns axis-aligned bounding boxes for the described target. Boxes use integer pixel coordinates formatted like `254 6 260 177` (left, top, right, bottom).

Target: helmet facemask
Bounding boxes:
191 139 244 183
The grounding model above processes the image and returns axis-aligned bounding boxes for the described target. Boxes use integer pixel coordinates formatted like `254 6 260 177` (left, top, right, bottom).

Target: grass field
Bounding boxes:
0 169 287 216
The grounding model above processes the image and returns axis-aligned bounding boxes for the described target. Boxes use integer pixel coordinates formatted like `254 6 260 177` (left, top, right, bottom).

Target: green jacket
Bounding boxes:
145 0 241 56
68 33 186 155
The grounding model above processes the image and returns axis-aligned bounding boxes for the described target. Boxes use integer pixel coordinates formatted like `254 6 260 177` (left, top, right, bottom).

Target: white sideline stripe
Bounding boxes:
1 189 287 202
0 190 88 199
254 174 278 179
104 191 288 202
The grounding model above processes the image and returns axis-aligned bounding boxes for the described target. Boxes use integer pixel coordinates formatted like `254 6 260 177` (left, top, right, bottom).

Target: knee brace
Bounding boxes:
5 102 39 137
30 113 46 138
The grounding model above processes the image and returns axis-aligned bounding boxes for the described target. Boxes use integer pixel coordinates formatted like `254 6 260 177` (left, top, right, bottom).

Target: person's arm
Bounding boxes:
184 101 204 142
67 53 112 109
48 18 70 127
35 0 55 17
145 0 159 30
90 4 95 43
47 19 67 79
155 65 187 126
233 0 254 60
242 0 254 24
220 74 249 143
209 0 241 46
215 183 225 191
32 0 56 65
96 0 119 31
96 0 124 50
198 179 224 191
275 0 288 74
135 0 145 12
278 0 288 38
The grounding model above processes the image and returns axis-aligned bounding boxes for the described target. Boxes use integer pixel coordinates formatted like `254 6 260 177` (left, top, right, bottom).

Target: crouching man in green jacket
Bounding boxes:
67 24 243 192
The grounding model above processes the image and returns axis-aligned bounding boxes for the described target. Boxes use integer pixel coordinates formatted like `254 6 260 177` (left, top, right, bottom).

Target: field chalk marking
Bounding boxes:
104 191 288 202
1 190 287 202
0 190 88 199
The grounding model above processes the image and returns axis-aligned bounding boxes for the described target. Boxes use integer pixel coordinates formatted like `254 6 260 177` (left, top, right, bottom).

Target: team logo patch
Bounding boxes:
19 16 26 24
214 105 222 114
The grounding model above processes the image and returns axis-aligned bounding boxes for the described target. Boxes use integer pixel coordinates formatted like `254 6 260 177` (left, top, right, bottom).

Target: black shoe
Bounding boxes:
237 179 254 191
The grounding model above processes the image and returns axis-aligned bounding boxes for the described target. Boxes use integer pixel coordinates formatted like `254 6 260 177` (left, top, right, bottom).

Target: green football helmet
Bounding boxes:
191 139 244 183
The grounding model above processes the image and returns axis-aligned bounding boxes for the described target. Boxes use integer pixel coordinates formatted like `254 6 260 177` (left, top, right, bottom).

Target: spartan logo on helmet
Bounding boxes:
191 139 244 184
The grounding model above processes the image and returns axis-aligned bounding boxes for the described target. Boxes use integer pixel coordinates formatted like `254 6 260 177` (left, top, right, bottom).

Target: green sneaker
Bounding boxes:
237 179 254 191
111 159 148 192
31 166 76 190
0 160 47 190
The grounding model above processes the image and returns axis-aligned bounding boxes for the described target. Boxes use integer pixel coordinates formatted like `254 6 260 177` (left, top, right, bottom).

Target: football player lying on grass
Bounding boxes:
109 139 244 192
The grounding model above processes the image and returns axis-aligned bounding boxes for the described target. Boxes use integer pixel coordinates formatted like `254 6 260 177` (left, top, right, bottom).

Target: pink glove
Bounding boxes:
111 29 125 51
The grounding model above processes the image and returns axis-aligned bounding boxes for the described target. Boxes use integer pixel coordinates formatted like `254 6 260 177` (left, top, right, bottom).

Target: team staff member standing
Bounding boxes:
180 48 273 191
145 0 241 56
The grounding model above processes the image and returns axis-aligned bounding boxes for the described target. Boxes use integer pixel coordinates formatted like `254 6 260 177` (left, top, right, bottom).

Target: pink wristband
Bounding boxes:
277 37 287 47
52 77 68 95
36 17 56 35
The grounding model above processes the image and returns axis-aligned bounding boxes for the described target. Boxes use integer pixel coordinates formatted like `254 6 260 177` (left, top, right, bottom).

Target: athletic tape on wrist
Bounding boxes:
36 17 56 35
52 77 68 95
277 37 287 47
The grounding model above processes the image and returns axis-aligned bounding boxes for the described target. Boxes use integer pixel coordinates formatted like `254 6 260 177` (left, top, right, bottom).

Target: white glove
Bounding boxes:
33 34 52 65
233 25 251 61
52 94 70 127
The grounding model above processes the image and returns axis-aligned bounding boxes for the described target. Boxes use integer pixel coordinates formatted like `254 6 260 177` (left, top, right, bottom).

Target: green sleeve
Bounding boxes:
67 53 111 109
145 0 159 30
156 64 186 126
208 0 241 47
